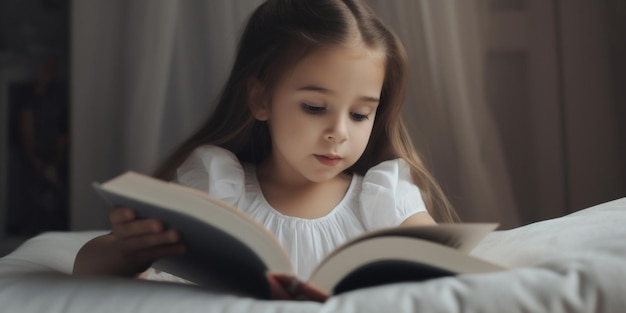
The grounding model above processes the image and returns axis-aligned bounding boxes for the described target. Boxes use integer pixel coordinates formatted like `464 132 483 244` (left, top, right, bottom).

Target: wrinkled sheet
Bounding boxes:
1 197 625 313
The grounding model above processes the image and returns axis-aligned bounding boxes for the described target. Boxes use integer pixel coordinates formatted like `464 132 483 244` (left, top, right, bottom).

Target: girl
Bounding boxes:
73 0 459 301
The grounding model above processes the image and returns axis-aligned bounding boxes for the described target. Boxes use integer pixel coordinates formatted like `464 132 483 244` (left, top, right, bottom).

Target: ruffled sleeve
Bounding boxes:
175 145 245 207
359 158 428 231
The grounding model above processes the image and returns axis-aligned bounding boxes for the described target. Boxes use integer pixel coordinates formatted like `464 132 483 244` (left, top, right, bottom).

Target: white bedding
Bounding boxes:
1 197 625 313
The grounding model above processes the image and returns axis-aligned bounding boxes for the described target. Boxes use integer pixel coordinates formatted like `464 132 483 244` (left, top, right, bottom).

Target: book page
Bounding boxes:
314 223 498 275
308 236 505 295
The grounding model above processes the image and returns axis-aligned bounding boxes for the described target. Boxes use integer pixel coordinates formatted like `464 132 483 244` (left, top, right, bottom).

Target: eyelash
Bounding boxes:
301 103 370 121
302 103 325 114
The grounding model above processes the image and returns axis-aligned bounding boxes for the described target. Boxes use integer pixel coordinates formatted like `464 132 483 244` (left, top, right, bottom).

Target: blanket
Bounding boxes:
1 197 625 313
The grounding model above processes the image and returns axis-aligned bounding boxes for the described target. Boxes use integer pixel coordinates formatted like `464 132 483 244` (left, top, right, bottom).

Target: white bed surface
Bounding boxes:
1 197 625 313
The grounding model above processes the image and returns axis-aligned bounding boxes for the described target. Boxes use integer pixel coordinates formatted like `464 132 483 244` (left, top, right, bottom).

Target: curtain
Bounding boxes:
74 0 626 231
71 0 518 230
368 0 519 227
71 0 262 229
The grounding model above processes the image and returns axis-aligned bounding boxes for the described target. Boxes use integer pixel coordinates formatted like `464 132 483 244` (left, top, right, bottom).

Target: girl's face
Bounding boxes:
254 44 385 185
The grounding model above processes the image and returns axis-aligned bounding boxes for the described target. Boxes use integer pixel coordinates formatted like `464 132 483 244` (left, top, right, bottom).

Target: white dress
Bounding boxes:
170 145 428 281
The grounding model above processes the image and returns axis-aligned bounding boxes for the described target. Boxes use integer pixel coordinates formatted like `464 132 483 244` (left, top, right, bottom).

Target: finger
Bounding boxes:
267 274 292 300
125 243 187 272
271 273 297 290
271 274 329 302
118 229 181 252
112 219 163 239
109 207 136 224
294 282 329 302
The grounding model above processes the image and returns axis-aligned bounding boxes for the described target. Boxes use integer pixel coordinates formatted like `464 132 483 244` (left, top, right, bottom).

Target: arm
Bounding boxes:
400 212 437 226
73 207 185 277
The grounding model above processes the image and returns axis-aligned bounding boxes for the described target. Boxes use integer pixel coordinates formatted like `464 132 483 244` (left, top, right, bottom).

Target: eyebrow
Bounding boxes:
297 85 380 103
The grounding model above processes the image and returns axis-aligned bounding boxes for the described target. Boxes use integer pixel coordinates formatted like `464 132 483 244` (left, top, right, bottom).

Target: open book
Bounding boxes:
93 171 504 299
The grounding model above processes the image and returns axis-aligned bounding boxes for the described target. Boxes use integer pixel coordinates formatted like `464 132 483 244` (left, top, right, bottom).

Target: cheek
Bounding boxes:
350 123 375 151
278 110 306 131
358 127 374 147
269 111 311 144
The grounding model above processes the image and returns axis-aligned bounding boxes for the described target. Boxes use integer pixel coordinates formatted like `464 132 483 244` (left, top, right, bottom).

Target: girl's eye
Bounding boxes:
302 103 325 114
350 112 369 121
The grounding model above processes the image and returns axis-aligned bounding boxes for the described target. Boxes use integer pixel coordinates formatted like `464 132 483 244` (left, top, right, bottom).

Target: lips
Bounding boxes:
314 154 342 166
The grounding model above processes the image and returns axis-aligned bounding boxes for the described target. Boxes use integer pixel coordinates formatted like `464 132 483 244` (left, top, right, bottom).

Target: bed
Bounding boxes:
1 197 625 313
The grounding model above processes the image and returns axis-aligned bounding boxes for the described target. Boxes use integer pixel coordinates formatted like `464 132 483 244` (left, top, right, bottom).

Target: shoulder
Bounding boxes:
357 158 428 230
176 144 246 205
362 158 413 189
177 145 242 182
361 158 421 200
185 144 239 162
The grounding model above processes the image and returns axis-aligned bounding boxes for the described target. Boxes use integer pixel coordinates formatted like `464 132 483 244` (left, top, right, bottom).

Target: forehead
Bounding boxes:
279 44 386 93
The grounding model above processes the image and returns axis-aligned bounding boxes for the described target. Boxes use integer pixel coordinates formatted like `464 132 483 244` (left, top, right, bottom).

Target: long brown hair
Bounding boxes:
153 0 459 223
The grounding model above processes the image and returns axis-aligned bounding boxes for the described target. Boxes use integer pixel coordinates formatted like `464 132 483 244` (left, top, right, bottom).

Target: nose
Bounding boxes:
325 115 348 143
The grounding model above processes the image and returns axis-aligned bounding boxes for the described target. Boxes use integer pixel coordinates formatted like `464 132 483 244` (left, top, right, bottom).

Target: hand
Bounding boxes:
73 207 186 277
109 207 187 275
267 273 329 302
